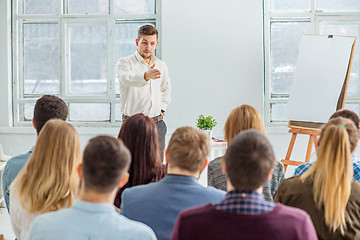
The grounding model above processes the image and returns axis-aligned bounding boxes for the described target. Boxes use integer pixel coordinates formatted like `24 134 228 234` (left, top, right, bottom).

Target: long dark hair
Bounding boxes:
114 113 163 207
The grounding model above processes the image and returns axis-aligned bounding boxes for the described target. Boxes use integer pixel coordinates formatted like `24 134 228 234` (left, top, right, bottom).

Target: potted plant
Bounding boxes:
196 114 217 139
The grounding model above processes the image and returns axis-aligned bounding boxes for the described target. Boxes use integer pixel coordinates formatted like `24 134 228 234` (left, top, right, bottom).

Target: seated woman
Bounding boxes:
275 117 360 239
207 105 284 201
114 113 165 208
10 119 81 240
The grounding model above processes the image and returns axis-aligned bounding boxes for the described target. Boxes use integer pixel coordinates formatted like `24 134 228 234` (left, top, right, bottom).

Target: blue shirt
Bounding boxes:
2 147 33 212
121 174 226 240
294 154 360 181
214 190 275 214
28 200 157 240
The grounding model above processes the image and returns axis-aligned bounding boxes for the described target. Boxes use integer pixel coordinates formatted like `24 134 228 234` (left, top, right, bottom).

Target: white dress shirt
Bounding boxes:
117 50 171 118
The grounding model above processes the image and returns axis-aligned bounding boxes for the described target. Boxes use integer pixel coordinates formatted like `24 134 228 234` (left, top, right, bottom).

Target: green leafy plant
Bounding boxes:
196 114 217 130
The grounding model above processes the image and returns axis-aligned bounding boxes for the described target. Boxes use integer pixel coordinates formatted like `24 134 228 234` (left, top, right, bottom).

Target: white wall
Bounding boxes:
0 0 320 179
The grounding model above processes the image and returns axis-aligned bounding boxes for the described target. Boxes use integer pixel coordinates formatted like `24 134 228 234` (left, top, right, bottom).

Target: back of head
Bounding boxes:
83 136 131 193
224 105 265 144
33 95 68 134
17 119 81 213
138 24 158 40
118 113 160 186
167 126 210 172
225 129 275 191
329 109 360 130
302 117 358 234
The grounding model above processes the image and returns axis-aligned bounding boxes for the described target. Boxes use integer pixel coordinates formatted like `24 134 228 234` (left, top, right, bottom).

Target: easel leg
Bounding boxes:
305 135 315 163
283 133 297 172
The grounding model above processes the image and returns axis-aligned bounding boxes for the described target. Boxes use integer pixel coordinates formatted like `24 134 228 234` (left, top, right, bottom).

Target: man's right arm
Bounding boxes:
117 58 148 87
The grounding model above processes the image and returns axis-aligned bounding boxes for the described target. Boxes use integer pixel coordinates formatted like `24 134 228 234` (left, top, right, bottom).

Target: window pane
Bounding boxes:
320 22 360 95
344 104 360 117
69 103 110 121
23 0 58 14
271 22 311 94
24 23 59 95
271 103 288 122
115 0 155 14
68 0 109 14
24 103 35 121
70 25 107 93
317 0 360 12
270 0 310 12
114 22 154 94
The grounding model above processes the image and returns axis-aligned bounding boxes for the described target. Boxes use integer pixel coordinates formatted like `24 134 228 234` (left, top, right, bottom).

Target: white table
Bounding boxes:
199 140 227 187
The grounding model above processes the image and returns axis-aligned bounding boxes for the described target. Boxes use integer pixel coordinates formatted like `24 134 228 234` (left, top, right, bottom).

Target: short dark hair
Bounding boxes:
330 109 360 130
82 136 131 193
225 129 275 191
138 25 158 40
33 95 68 134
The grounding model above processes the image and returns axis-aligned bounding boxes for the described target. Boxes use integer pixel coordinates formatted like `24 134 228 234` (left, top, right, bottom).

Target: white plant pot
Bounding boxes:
202 129 212 140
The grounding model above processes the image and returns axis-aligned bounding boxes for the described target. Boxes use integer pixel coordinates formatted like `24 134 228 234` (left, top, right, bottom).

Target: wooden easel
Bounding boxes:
281 127 320 172
282 35 356 172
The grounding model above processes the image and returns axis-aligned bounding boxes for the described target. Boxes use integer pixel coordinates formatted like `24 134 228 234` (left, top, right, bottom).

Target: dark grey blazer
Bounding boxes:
207 157 285 201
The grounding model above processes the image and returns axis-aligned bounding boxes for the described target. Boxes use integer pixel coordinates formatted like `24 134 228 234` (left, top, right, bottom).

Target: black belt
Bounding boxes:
122 114 163 123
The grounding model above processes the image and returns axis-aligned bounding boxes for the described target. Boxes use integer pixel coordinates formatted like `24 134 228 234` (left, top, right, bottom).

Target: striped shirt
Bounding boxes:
214 190 275 214
294 154 360 181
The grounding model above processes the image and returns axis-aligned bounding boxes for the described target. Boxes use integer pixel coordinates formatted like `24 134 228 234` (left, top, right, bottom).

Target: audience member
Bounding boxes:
10 120 81 240
2 95 68 212
114 113 165 208
208 104 284 200
172 130 317 240
28 136 157 240
294 109 360 180
275 118 360 239
121 126 225 240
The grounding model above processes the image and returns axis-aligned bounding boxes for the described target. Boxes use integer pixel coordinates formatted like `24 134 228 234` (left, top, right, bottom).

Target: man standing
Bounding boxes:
117 25 171 161
28 136 157 240
2 95 68 212
171 130 317 240
121 127 225 240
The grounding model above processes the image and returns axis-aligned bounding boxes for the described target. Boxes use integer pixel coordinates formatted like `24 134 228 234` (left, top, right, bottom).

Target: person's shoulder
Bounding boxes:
179 203 214 219
271 204 312 223
208 157 222 169
204 186 226 196
123 180 162 197
294 162 313 175
117 214 156 237
350 180 360 196
6 151 31 167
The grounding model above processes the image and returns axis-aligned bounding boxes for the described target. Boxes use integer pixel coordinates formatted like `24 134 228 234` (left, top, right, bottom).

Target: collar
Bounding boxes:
29 146 35 153
225 190 264 200
134 50 157 65
72 200 116 213
161 174 199 185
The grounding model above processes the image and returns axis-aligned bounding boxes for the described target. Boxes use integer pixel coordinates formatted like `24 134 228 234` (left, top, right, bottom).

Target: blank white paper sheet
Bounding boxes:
287 35 355 123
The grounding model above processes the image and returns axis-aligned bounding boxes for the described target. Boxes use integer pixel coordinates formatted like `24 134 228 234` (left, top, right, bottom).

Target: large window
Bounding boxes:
264 0 360 125
12 0 160 127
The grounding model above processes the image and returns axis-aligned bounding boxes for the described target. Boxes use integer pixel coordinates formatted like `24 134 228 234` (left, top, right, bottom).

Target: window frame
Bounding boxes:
264 0 360 127
12 0 161 127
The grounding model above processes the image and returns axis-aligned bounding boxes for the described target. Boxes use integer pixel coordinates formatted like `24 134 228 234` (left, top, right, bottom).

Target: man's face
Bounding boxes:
136 34 158 60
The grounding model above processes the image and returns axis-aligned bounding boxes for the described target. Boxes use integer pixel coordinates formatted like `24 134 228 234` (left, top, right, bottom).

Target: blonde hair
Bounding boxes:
224 105 265 144
167 126 210 172
14 119 81 213
301 117 358 234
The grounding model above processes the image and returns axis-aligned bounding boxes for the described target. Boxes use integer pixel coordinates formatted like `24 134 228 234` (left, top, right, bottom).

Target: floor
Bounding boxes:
0 208 15 240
